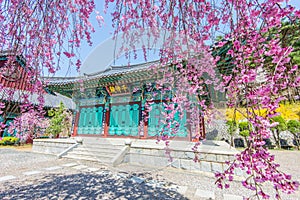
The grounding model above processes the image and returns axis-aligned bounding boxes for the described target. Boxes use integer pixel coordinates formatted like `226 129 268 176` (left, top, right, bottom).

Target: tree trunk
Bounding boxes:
244 136 248 147
272 130 281 149
230 135 235 148
276 130 281 149
294 133 300 150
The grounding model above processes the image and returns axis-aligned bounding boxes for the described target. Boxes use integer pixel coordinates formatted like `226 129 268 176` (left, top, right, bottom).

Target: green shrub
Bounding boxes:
226 120 237 147
240 130 250 137
226 120 237 135
271 115 287 132
46 102 72 138
238 121 252 136
287 120 300 134
287 119 300 148
270 115 287 149
0 136 20 145
238 121 252 147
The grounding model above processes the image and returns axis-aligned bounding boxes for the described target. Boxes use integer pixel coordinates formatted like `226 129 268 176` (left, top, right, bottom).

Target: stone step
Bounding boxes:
67 150 116 158
82 141 113 146
81 138 112 142
79 144 123 150
62 154 112 164
70 147 121 154
63 137 126 164
81 137 126 146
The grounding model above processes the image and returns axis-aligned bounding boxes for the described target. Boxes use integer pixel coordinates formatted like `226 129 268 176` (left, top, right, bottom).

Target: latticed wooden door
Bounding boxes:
108 103 140 136
77 106 104 134
147 102 188 138
1 118 14 137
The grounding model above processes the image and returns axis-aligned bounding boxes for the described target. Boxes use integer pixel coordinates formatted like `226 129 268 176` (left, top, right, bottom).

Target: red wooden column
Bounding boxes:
190 114 206 142
186 111 192 141
143 120 148 139
103 106 110 137
139 112 148 139
200 116 206 139
140 99 148 139
72 111 80 136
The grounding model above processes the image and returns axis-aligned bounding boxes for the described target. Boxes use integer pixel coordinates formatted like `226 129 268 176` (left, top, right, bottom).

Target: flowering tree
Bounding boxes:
7 109 49 143
1 0 300 198
0 0 101 138
0 0 101 125
0 0 99 75
105 0 300 198
0 102 7 133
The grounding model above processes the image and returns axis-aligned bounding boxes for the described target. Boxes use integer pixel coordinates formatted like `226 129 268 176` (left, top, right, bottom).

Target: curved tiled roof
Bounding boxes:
0 88 76 109
45 60 160 86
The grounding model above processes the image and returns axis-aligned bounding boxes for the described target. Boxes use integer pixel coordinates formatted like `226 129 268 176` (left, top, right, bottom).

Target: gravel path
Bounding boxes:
0 148 67 176
0 147 299 200
271 150 300 180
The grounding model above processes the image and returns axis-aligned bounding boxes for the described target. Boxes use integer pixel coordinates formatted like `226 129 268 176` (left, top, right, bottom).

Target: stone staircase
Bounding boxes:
62 137 125 164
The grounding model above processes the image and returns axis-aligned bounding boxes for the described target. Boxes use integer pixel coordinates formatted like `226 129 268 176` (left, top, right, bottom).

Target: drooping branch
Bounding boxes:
106 0 300 198
0 0 99 79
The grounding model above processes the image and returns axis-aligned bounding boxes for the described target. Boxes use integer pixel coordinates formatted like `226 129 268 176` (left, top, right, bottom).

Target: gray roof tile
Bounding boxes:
0 88 75 109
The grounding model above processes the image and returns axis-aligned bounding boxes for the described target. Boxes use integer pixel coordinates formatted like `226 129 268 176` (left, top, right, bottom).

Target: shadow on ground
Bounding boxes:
0 172 188 200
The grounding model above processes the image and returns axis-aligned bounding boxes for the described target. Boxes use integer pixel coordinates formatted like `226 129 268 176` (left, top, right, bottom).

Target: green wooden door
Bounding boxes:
78 106 104 134
2 119 14 137
108 103 140 136
147 102 188 137
147 103 164 137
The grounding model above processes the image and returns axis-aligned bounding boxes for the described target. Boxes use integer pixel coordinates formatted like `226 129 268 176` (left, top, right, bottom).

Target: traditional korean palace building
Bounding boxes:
1 40 231 140
45 36 235 141
46 58 229 141
0 50 75 137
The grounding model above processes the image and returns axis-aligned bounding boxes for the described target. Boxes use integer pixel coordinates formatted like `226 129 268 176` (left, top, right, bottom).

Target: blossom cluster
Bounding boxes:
106 0 300 198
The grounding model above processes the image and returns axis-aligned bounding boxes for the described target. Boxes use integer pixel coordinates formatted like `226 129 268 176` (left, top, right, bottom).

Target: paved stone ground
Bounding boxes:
0 148 299 200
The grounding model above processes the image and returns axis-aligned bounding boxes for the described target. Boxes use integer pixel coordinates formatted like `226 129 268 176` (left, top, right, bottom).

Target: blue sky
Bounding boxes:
56 0 300 77
57 1 162 77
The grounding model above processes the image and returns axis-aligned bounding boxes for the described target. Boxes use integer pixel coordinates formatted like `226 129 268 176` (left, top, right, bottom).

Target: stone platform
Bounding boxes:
32 138 77 155
32 137 240 174
123 139 239 173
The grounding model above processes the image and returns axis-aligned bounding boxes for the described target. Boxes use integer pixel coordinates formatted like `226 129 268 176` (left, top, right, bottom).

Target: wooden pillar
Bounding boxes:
200 116 206 139
186 111 192 142
143 120 148 139
72 111 80 136
19 69 24 90
103 103 110 137
140 99 148 139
